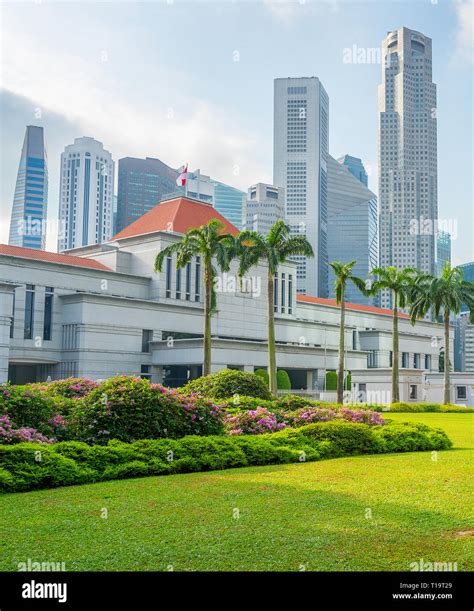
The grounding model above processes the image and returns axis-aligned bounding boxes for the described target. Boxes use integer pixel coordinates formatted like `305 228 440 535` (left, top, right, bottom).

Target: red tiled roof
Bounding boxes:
111 196 240 241
296 294 410 319
0 244 112 271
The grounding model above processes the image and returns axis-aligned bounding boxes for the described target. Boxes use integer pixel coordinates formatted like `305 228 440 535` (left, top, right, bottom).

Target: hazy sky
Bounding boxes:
0 0 472 262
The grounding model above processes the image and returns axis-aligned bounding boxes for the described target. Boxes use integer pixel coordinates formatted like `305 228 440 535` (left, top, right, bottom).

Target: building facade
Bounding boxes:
58 138 114 252
115 157 178 235
8 126 48 251
327 155 378 305
459 262 474 312
243 183 285 234
273 77 329 297
337 154 368 187
212 181 246 230
0 197 448 387
378 27 438 307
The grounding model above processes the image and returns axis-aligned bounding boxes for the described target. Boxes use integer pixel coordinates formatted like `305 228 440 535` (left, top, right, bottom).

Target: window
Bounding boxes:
389 351 393 367
402 352 409 368
281 273 286 313
141 329 152 353
185 262 191 301
10 289 15 339
24 284 35 339
414 353 420 369
409 385 417 400
274 275 278 313
424 354 431 370
288 274 293 315
140 364 151 380
456 386 467 400
165 256 172 298
195 256 201 302
176 267 181 300
43 287 53 341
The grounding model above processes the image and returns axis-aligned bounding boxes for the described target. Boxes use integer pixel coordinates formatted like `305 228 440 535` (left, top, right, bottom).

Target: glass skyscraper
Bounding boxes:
116 157 179 234
8 126 48 250
435 231 451 277
337 155 368 187
327 155 378 305
211 180 245 230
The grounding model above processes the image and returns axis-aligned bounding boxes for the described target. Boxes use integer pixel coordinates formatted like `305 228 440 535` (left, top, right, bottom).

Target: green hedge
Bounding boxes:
181 369 272 401
375 402 473 413
0 421 452 493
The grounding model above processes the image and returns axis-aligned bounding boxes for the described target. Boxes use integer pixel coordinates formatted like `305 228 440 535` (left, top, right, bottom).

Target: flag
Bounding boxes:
176 164 188 187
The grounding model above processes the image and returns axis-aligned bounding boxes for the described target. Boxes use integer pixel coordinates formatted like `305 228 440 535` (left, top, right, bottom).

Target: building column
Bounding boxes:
306 369 318 390
0 284 15 384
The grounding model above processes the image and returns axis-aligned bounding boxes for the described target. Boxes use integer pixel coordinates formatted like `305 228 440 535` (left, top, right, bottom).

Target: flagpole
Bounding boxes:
185 162 188 197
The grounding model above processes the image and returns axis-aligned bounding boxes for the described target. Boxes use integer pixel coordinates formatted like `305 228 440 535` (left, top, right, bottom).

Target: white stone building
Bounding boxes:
58 137 115 252
0 196 448 388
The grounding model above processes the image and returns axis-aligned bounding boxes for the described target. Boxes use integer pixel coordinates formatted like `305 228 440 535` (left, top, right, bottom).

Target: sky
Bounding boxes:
0 0 472 263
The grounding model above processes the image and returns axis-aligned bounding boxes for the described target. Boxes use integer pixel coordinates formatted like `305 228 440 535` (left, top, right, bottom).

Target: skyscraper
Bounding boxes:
58 137 114 251
459 262 474 312
244 183 285 235
435 231 451 276
8 126 48 250
378 27 438 307
337 154 368 187
212 180 246 230
273 77 329 296
116 157 179 235
327 155 378 305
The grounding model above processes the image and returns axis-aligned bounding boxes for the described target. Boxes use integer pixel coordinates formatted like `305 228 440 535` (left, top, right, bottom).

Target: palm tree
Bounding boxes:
369 266 418 403
410 262 474 404
236 221 314 396
155 219 235 376
329 260 368 404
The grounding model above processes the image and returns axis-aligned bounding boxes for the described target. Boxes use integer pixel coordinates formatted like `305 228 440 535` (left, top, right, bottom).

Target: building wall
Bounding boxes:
274 77 329 297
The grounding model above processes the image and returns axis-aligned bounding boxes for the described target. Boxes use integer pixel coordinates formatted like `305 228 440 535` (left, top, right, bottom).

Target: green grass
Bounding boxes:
0 413 472 571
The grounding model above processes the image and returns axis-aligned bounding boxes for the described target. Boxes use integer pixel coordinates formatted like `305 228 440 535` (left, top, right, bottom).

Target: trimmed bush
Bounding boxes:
377 402 473 414
254 369 269 385
181 370 272 401
277 370 291 390
325 371 337 391
71 376 224 444
0 421 452 493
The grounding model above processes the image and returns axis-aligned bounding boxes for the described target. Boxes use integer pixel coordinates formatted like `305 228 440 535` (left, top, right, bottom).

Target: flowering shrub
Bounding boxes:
31 378 98 399
224 407 286 435
0 415 53 445
286 406 385 428
0 385 54 429
72 376 224 444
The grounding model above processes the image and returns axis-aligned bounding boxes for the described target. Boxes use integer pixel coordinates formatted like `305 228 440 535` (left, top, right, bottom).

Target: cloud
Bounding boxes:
454 1 473 63
263 0 338 23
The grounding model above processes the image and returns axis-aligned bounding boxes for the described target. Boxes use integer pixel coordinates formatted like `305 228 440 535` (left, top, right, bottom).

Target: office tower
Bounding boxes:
273 77 329 296
181 171 245 230
116 157 179 234
58 137 114 251
337 154 368 187
435 231 451 276
212 181 246 230
459 262 474 313
378 27 438 307
244 183 285 235
454 311 474 372
327 155 378 305
8 126 48 250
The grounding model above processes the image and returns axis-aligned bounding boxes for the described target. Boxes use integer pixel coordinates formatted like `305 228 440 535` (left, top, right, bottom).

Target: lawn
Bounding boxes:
0 413 472 571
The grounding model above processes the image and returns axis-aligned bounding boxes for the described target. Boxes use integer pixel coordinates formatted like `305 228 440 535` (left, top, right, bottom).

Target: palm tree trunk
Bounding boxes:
203 262 213 377
337 297 345 404
444 311 450 405
268 273 277 396
392 292 400 403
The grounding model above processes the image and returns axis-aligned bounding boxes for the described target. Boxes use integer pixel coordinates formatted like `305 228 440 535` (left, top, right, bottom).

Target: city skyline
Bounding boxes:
0 1 472 264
